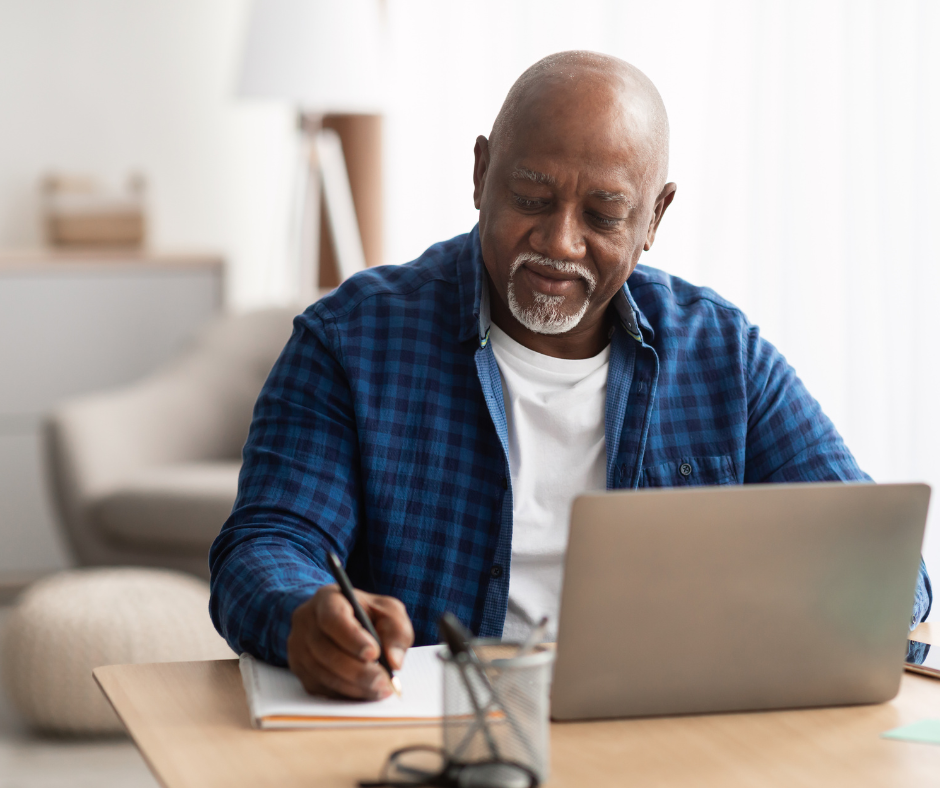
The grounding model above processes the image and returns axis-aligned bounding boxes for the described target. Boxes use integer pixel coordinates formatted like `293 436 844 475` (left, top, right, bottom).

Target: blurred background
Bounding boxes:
0 0 937 783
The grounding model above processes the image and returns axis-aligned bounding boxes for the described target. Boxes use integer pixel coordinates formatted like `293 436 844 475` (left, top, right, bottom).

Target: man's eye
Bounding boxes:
513 195 547 210
589 213 623 229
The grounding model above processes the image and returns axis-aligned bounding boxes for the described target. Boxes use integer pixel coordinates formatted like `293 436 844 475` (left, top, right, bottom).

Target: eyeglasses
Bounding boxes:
358 745 539 788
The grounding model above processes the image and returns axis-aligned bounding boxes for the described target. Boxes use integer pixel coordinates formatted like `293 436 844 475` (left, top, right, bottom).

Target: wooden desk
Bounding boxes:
96 625 940 788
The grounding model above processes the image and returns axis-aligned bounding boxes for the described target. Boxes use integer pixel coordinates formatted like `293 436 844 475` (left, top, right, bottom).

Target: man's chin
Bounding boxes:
506 289 590 336
525 320 578 336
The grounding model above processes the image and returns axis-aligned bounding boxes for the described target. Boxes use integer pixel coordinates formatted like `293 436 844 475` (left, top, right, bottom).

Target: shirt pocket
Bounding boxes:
641 455 736 488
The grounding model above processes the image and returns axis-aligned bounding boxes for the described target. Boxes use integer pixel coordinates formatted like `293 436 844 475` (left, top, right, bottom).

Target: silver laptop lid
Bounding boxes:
551 482 930 721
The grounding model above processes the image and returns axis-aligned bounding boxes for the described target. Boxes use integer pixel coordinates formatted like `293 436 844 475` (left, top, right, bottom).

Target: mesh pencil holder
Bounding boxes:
439 640 555 783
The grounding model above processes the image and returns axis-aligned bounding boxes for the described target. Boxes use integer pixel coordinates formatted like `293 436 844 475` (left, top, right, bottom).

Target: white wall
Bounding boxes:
0 0 298 309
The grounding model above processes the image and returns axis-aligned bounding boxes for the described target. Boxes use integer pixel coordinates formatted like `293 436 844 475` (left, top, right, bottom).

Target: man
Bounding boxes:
210 51 931 701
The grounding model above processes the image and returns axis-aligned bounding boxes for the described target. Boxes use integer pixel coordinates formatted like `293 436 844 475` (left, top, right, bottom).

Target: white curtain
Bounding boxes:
378 0 940 604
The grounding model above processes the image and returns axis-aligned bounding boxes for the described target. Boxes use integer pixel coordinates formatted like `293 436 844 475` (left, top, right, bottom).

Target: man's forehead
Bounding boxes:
499 87 657 189
520 69 653 132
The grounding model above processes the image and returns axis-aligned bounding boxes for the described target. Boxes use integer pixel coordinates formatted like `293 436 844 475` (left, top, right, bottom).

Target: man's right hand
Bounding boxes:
287 584 414 700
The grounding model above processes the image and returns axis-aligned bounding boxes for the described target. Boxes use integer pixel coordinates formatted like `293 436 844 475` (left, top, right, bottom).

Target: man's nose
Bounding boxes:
530 206 586 261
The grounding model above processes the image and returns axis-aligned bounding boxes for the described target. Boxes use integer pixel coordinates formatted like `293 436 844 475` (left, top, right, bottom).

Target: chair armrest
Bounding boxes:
44 306 297 511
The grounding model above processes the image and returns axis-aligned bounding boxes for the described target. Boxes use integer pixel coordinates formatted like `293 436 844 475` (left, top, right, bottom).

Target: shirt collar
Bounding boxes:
459 224 653 347
612 281 654 342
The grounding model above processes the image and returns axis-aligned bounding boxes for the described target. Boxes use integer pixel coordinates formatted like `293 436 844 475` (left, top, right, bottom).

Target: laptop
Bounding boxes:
551 482 931 721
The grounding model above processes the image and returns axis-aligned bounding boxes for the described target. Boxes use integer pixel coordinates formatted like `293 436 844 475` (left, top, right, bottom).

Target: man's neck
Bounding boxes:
486 279 610 360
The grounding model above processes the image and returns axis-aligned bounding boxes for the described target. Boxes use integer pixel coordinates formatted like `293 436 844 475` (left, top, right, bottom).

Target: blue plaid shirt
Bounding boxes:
209 226 932 664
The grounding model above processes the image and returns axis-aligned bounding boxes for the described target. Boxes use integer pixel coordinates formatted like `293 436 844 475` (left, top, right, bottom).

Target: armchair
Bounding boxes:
43 307 298 578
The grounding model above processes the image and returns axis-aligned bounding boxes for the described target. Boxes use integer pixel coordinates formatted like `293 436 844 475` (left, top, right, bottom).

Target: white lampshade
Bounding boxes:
238 0 387 113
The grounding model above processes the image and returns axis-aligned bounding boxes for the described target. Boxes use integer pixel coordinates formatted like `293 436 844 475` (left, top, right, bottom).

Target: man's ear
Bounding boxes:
473 135 490 210
644 182 677 251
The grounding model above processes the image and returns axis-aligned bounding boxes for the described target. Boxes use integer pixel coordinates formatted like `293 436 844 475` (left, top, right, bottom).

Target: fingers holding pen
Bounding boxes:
308 638 390 699
370 594 415 670
287 584 413 700
288 586 384 699
316 585 381 661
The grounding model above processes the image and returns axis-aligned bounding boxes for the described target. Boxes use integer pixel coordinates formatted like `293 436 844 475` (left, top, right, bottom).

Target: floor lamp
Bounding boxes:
238 0 386 303
296 115 370 302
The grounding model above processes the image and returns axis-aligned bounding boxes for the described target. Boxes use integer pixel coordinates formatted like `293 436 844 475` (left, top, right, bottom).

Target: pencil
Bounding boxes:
326 551 402 697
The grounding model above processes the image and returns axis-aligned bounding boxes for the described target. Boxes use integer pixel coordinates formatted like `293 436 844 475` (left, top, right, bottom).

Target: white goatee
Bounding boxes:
506 252 597 335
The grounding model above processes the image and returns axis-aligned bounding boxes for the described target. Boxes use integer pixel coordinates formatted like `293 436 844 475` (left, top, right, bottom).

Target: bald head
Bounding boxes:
489 51 669 192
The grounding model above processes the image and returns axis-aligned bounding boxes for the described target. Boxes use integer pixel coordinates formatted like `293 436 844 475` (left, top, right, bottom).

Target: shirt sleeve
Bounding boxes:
208 307 361 665
743 324 932 628
743 325 866 485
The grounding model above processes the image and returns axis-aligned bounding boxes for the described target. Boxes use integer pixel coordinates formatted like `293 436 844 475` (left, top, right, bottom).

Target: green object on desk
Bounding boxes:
882 719 940 745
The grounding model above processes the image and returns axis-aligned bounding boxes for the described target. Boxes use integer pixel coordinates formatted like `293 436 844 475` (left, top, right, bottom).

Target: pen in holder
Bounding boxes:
437 617 554 784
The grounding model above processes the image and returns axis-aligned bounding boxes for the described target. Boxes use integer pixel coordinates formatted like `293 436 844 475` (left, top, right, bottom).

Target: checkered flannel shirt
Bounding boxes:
209 226 932 665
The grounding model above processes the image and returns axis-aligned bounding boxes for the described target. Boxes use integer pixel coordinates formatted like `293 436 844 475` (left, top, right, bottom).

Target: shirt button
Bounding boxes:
679 463 693 477
490 564 503 579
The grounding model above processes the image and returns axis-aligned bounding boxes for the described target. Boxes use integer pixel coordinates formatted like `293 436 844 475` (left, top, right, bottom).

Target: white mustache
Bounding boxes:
509 252 597 296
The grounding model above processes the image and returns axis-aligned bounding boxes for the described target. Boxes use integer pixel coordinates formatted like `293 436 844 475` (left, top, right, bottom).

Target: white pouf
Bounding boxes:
0 567 235 734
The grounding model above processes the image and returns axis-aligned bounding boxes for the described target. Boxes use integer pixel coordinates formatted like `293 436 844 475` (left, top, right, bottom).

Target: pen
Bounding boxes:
326 551 402 697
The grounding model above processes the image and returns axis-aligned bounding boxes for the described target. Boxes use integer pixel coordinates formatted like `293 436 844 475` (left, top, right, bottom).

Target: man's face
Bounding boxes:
474 78 671 339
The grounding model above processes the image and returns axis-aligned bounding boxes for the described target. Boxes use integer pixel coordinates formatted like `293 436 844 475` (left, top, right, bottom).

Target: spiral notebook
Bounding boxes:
239 644 444 729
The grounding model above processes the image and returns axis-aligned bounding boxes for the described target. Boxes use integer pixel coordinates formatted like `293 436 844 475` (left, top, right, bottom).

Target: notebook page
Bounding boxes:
243 644 444 723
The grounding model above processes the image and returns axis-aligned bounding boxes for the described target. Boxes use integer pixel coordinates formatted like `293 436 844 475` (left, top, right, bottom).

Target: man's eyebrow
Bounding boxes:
589 188 632 205
510 169 636 207
510 167 556 185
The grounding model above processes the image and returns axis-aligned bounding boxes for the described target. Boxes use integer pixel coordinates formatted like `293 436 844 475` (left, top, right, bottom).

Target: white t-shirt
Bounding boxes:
488 324 609 642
